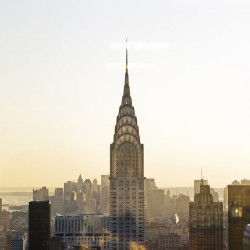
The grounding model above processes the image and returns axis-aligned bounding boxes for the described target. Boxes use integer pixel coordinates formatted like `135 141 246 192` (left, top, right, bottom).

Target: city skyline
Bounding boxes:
1 0 250 188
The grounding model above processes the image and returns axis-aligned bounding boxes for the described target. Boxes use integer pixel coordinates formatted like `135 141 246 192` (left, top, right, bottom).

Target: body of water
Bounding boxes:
0 187 55 206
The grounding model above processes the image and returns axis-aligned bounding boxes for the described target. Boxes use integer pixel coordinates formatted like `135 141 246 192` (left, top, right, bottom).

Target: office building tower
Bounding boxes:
144 178 156 218
93 178 98 194
176 194 190 220
54 214 110 249
101 175 109 189
189 180 223 250
101 175 110 214
33 186 49 201
225 184 250 250
83 179 92 199
28 201 51 250
10 232 25 250
64 181 77 201
110 41 144 249
51 188 64 216
194 179 208 195
150 189 165 218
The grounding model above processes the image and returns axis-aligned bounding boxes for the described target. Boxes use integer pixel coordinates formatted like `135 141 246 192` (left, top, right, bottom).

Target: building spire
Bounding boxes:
125 38 129 86
126 38 128 72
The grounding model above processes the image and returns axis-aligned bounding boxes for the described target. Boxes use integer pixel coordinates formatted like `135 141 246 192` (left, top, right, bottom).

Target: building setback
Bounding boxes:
109 41 145 249
189 180 223 250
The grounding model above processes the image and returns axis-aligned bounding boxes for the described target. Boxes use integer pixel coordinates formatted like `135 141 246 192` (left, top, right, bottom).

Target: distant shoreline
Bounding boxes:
0 192 32 196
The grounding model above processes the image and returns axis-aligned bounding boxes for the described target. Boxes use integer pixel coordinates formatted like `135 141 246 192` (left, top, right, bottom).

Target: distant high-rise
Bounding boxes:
194 179 208 194
101 175 110 214
10 232 25 250
28 201 51 250
189 180 223 250
110 41 144 249
93 178 98 193
150 189 165 218
51 188 64 216
33 186 49 201
225 184 250 250
0 198 2 212
144 178 156 218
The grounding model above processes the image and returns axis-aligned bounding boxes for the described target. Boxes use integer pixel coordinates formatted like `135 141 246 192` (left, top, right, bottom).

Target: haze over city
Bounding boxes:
1 0 250 187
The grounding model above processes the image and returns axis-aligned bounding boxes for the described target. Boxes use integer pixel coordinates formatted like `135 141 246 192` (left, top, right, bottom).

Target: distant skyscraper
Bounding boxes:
33 186 49 201
150 189 165 218
189 180 223 250
10 232 25 250
51 188 64 216
64 181 77 201
93 178 98 193
28 201 51 250
0 198 2 212
101 175 110 214
225 184 250 250
110 41 144 249
194 179 208 195
144 178 156 218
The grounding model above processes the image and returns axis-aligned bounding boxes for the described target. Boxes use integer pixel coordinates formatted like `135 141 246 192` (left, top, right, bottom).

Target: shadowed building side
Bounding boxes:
28 201 51 250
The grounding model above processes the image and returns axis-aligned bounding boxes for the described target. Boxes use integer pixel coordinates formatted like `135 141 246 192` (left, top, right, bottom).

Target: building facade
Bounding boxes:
54 214 110 249
194 179 208 195
189 180 223 250
28 201 51 250
10 233 25 250
33 186 49 201
110 42 144 249
101 175 110 215
224 184 250 250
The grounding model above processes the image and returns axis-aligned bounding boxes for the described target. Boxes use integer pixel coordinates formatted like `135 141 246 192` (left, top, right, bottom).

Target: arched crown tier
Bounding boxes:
110 44 144 179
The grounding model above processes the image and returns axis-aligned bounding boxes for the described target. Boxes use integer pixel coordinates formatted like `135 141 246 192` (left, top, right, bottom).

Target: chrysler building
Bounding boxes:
110 41 145 249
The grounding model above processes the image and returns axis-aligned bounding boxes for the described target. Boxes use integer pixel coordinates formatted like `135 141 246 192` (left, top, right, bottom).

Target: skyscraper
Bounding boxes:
194 179 208 195
225 184 250 250
28 201 51 250
10 232 25 250
110 41 145 249
101 175 110 214
189 180 223 250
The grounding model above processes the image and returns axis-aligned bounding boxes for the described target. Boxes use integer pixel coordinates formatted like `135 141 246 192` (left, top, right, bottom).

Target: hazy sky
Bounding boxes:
1 0 250 188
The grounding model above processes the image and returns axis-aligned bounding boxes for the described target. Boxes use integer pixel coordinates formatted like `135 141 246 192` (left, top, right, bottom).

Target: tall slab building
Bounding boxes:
224 184 250 250
110 42 144 249
189 180 223 250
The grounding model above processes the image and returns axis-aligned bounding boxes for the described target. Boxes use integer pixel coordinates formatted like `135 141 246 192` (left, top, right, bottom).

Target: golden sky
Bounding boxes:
1 0 250 187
